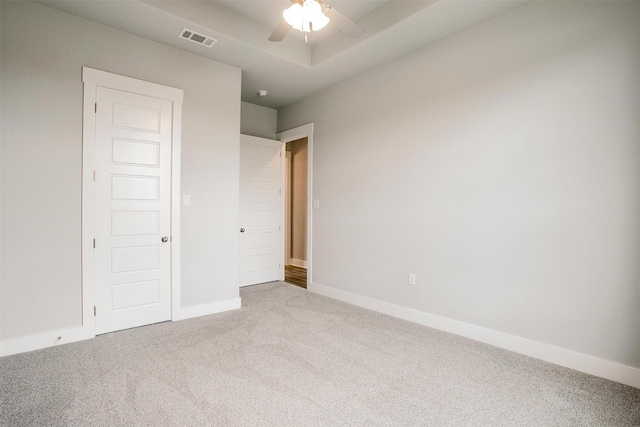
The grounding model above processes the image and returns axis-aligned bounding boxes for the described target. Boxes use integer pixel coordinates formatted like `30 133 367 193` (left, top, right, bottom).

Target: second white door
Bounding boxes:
239 135 284 286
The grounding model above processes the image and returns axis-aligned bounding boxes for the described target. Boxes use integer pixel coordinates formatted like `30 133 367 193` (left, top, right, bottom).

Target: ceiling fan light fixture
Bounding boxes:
304 0 329 31
283 3 303 30
283 0 329 33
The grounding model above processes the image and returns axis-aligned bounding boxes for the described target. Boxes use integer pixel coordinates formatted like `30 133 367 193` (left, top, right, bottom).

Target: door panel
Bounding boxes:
111 175 159 200
112 103 161 131
110 246 159 273
111 211 159 236
95 87 172 334
111 139 160 166
239 135 284 286
111 280 160 310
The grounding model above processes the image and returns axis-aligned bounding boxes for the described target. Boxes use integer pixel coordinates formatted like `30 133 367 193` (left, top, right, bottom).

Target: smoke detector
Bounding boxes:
179 28 217 48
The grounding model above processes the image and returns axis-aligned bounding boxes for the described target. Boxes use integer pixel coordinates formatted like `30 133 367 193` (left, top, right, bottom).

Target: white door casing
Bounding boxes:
277 124 314 285
239 135 284 286
82 67 183 338
94 87 172 334
285 151 292 266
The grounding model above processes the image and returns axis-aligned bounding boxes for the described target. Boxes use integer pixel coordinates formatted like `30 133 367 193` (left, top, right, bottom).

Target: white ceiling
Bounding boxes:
37 0 532 109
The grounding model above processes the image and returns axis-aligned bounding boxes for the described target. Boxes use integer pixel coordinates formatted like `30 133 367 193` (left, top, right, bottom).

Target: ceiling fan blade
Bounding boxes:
268 19 291 42
326 6 366 39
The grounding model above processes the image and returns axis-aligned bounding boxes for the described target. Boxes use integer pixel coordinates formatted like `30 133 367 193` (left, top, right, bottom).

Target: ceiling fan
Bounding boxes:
268 0 366 42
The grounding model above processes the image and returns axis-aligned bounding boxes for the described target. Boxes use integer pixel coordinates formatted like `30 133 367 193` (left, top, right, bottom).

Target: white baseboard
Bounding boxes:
0 325 94 357
172 297 241 321
289 258 307 268
308 282 640 389
1 298 242 358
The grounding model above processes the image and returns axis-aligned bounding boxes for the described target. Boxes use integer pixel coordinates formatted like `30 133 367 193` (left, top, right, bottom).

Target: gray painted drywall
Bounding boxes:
278 1 640 368
240 102 277 139
0 1 241 340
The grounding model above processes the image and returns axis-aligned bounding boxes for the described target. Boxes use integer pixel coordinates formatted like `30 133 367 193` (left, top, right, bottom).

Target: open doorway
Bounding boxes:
284 137 308 288
278 123 313 289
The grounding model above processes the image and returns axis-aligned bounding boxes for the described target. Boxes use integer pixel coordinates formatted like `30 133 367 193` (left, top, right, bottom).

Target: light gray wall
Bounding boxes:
278 1 640 368
0 1 241 340
241 102 277 139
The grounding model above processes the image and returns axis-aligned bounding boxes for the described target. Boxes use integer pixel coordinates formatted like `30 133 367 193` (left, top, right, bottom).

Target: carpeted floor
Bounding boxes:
1 282 639 426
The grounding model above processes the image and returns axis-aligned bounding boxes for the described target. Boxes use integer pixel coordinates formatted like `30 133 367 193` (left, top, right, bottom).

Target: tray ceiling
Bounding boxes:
37 0 532 108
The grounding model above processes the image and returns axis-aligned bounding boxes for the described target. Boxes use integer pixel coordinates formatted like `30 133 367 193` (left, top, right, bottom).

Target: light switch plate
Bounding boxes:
313 199 320 208
183 195 191 206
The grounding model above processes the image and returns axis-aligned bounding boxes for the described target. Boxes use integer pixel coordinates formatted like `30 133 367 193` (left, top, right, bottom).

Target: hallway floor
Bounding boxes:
284 265 306 289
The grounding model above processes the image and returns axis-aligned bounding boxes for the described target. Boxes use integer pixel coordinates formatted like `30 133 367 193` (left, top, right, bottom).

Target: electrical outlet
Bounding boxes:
408 273 416 286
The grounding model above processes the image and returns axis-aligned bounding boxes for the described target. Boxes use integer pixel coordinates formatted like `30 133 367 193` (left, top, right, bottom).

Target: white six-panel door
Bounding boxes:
239 135 284 286
94 87 172 334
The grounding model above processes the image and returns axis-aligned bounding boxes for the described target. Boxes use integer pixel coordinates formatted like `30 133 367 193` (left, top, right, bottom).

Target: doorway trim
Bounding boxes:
284 151 292 266
81 67 183 337
277 123 314 285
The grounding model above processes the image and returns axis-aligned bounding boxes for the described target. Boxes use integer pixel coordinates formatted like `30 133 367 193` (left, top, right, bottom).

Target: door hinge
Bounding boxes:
93 170 96 181
93 238 96 249
94 306 96 316
95 103 97 113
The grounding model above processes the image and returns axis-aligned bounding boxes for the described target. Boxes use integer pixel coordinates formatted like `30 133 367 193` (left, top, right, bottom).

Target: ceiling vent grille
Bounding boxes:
179 28 217 48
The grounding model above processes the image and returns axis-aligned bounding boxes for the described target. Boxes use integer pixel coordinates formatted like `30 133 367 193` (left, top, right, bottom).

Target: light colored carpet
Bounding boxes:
1 281 639 426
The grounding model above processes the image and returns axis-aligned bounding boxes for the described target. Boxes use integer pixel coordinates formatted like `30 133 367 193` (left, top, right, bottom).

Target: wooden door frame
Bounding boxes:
81 67 183 338
277 123 314 285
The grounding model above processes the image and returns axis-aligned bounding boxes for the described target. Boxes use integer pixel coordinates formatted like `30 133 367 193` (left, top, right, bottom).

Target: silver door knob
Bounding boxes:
161 236 169 243
240 228 245 233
